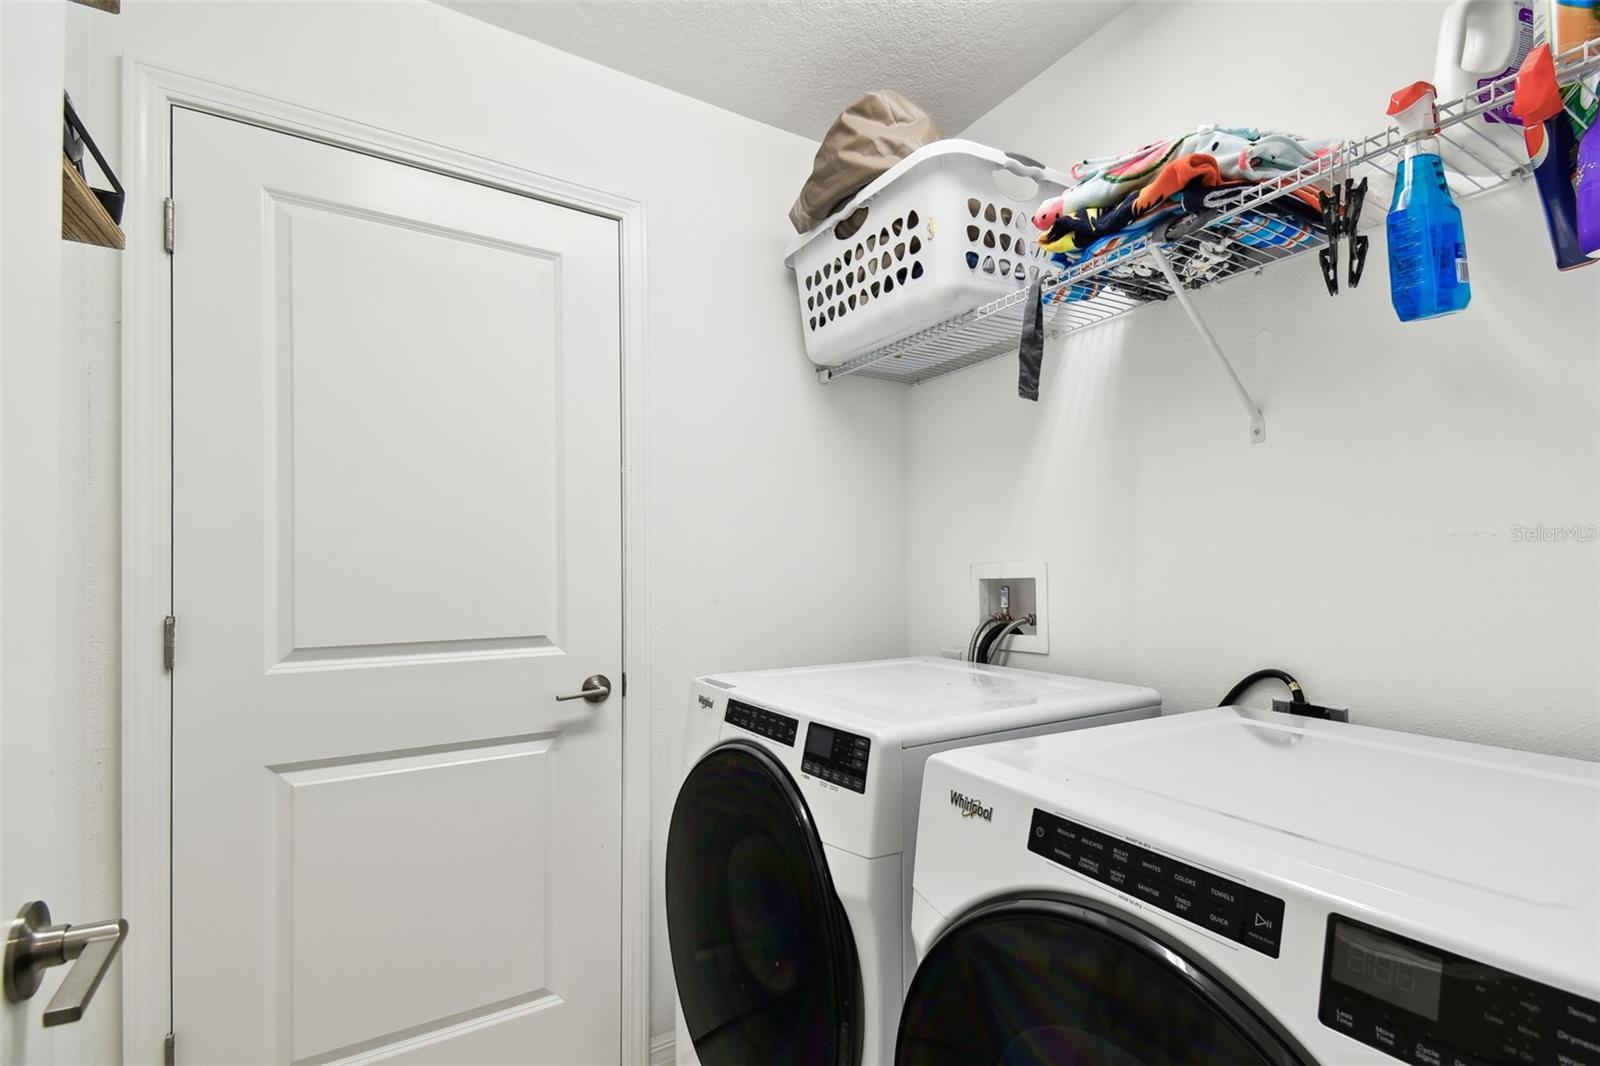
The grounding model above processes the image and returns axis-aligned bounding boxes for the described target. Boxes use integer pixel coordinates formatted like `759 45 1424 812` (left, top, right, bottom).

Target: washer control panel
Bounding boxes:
1319 914 1600 1066
1028 809 1285 957
801 723 869 793
723 699 796 747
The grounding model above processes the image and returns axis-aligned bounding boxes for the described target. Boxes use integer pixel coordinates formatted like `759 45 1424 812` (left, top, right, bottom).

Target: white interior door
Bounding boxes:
170 109 623 1065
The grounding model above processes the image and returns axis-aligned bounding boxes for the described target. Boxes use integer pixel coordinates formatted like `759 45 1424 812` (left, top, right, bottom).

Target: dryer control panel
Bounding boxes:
801 723 869 793
724 699 797 746
1028 809 1285 957
1319 914 1600 1066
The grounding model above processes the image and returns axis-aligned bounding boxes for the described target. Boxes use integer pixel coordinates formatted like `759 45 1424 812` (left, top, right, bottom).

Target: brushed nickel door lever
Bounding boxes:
3 900 128 1026
554 674 612 704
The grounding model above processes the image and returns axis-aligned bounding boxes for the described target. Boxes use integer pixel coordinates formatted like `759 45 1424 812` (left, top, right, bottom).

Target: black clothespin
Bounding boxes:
1317 177 1369 296
1344 177 1369 290
1317 185 1344 295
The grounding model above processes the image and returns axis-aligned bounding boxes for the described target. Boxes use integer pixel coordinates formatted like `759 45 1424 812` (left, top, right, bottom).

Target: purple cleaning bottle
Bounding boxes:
1579 123 1600 258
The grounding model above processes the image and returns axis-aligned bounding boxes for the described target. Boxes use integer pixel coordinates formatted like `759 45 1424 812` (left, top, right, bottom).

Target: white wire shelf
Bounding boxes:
819 38 1600 408
818 206 1318 388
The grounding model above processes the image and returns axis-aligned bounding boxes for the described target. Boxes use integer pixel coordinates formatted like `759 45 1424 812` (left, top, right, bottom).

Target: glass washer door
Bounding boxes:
667 740 862 1066
896 897 1310 1066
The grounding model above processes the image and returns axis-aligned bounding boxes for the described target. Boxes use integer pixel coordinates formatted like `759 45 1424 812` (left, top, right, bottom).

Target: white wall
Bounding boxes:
907 0 1599 758
61 1 906 1056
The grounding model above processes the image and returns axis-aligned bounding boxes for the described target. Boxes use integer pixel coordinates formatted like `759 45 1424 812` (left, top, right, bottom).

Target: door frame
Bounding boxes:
119 59 653 1066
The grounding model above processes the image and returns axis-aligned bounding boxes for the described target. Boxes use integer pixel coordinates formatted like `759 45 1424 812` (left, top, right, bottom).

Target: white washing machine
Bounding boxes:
902 706 1600 1066
664 656 1161 1066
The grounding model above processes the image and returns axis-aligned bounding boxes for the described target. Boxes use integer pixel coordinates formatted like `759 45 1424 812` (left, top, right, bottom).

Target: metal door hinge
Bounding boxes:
162 197 175 254
621 672 627 698
164 1031 175 1066
162 615 176 673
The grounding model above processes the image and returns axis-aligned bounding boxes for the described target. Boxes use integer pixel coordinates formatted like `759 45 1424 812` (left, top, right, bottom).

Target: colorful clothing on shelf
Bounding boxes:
1033 125 1336 225
1036 153 1314 257
1030 123 1333 307
1041 188 1323 305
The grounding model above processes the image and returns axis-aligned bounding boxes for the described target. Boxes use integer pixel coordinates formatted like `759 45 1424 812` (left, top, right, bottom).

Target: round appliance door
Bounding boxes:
896 898 1309 1066
667 740 862 1066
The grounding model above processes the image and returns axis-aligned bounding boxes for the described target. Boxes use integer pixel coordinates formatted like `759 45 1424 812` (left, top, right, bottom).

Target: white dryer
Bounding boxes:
664 657 1161 1066
902 706 1600 1066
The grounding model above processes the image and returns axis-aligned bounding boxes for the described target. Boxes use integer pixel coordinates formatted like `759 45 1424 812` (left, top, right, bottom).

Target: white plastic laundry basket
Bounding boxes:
783 140 1072 369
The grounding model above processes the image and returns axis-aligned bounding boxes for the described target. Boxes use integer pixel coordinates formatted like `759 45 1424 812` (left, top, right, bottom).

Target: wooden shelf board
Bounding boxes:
62 155 124 250
68 0 121 13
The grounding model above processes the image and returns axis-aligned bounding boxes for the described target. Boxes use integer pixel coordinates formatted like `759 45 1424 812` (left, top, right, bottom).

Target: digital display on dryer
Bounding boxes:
1329 921 1443 1021
805 724 836 760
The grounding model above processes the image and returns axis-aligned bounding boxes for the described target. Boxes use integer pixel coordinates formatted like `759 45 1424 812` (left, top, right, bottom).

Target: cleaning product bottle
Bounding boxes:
1386 82 1472 321
1550 0 1600 256
1433 0 1536 175
1578 119 1600 256
1513 44 1593 268
1532 0 1600 136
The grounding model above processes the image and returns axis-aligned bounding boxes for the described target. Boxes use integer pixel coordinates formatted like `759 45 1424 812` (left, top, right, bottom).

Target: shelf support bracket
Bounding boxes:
1149 246 1266 444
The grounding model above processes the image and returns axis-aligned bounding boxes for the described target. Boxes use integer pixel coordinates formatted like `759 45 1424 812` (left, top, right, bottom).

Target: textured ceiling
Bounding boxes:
439 0 1130 139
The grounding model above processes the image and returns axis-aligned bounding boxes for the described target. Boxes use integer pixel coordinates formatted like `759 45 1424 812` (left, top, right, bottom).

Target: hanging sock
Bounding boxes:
1018 276 1045 401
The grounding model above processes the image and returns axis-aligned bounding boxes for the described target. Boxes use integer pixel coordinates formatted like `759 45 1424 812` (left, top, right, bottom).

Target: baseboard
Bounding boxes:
649 1030 674 1066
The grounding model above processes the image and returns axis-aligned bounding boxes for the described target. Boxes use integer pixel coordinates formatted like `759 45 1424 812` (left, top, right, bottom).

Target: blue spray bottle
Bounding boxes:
1385 82 1472 321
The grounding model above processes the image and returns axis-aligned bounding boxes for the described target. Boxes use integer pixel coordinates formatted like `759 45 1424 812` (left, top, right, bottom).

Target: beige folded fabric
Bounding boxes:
789 90 942 234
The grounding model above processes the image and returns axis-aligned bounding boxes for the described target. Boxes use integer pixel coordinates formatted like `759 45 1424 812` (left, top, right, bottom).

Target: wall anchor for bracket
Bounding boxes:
1149 246 1266 444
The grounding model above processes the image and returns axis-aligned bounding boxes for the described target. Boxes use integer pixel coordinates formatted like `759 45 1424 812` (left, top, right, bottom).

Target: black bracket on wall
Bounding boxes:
63 94 124 225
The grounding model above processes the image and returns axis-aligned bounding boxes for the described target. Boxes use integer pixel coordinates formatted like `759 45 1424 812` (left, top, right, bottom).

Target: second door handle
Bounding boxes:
3 900 128 1027
555 674 611 704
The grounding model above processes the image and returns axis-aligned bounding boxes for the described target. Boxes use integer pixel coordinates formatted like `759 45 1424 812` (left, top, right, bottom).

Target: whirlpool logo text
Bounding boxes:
950 790 993 822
